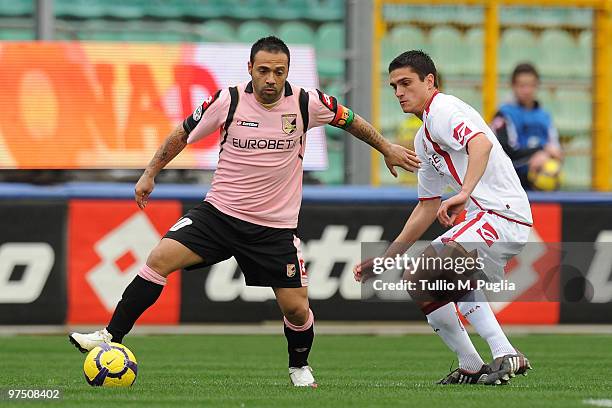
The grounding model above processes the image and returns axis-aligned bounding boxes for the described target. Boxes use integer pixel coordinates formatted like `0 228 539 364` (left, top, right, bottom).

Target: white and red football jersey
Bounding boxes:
415 91 533 226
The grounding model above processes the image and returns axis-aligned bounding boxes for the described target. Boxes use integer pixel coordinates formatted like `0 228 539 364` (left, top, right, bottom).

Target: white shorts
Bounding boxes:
432 210 531 282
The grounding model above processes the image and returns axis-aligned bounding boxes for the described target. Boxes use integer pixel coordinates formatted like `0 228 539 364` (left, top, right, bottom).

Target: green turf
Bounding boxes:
0 334 610 407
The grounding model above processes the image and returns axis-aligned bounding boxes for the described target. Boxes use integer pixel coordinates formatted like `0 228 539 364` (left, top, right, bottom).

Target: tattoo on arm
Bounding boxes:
346 114 389 154
143 125 188 178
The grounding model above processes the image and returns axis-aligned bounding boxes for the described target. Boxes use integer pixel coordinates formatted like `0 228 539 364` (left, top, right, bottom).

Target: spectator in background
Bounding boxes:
491 63 563 190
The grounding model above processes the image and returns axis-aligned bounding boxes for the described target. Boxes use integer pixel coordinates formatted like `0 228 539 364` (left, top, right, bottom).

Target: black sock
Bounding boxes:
284 321 314 368
106 275 163 343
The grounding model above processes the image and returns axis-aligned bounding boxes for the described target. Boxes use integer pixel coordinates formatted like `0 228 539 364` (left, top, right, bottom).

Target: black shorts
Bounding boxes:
164 201 307 288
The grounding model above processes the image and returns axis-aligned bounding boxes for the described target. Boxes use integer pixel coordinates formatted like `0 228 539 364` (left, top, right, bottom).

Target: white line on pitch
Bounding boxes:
583 399 612 407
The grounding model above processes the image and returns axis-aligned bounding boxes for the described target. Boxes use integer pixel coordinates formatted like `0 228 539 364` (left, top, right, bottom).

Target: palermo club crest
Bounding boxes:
286 264 296 277
282 114 297 135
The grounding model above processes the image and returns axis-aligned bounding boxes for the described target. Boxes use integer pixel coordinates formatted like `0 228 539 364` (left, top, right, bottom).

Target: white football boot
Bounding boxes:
69 328 113 353
289 366 318 387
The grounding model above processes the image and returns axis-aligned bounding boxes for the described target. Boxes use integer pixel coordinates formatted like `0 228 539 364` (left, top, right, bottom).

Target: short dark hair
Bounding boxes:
250 36 290 67
388 50 438 88
511 63 539 83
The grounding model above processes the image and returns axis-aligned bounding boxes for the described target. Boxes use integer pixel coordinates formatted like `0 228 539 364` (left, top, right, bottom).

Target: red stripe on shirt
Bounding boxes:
489 209 532 227
424 112 532 228
424 90 439 115
443 211 485 243
470 197 532 226
419 196 441 201
442 211 485 244
424 125 462 186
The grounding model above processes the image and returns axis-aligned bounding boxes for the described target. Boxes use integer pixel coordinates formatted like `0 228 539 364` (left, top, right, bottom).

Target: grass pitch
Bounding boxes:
0 333 610 407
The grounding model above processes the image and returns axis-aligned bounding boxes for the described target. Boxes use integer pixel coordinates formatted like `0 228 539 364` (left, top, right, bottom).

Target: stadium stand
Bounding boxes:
429 26 464 76
277 21 316 45
557 89 591 134
0 0 33 16
498 28 537 76
223 0 267 20
446 86 483 114
463 28 483 77
0 23 34 40
540 29 575 78
0 1 598 187
379 84 404 134
382 25 427 73
306 0 344 22
315 22 344 78
575 30 592 78
197 19 235 42
264 0 308 21
55 0 106 19
237 21 274 43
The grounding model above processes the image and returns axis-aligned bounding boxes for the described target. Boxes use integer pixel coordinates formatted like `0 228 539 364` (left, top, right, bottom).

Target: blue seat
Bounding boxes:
556 89 590 134
382 25 426 73
315 22 344 78
144 0 184 19
237 21 273 43
575 30 592 78
222 0 265 20
464 28 483 76
186 0 226 19
499 28 537 76
429 26 464 76
264 0 305 20
0 0 33 16
379 84 404 133
278 22 315 45
54 0 105 18
0 27 34 40
102 0 145 19
196 20 236 42
539 29 576 78
306 0 344 22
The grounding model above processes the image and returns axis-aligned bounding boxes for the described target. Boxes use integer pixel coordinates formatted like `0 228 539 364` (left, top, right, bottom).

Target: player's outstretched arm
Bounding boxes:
354 199 439 282
135 124 188 209
346 114 420 176
385 198 440 258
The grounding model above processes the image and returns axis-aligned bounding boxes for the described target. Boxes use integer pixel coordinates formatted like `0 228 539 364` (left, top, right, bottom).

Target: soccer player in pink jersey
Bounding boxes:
69 37 420 387
354 50 532 385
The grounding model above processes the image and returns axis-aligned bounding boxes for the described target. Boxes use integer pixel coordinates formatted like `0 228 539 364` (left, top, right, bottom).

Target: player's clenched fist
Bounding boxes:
135 174 155 210
353 257 376 283
437 190 469 227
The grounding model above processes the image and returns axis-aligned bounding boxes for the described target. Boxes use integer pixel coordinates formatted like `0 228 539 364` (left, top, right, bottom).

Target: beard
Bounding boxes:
258 88 281 103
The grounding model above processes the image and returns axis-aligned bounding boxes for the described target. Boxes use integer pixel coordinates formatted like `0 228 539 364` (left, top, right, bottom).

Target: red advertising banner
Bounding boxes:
495 203 562 324
0 42 327 170
67 200 182 324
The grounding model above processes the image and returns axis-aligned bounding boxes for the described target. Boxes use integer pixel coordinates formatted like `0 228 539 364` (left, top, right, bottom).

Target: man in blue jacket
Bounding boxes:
491 63 563 189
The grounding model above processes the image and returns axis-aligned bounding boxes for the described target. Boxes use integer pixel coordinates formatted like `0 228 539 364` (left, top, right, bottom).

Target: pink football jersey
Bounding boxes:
182 81 353 228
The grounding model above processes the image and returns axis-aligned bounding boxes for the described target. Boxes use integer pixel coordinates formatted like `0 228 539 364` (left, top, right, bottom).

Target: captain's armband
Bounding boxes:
329 104 355 129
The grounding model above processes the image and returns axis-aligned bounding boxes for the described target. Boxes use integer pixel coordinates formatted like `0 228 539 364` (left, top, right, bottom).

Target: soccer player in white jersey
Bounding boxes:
69 37 421 387
354 50 532 385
